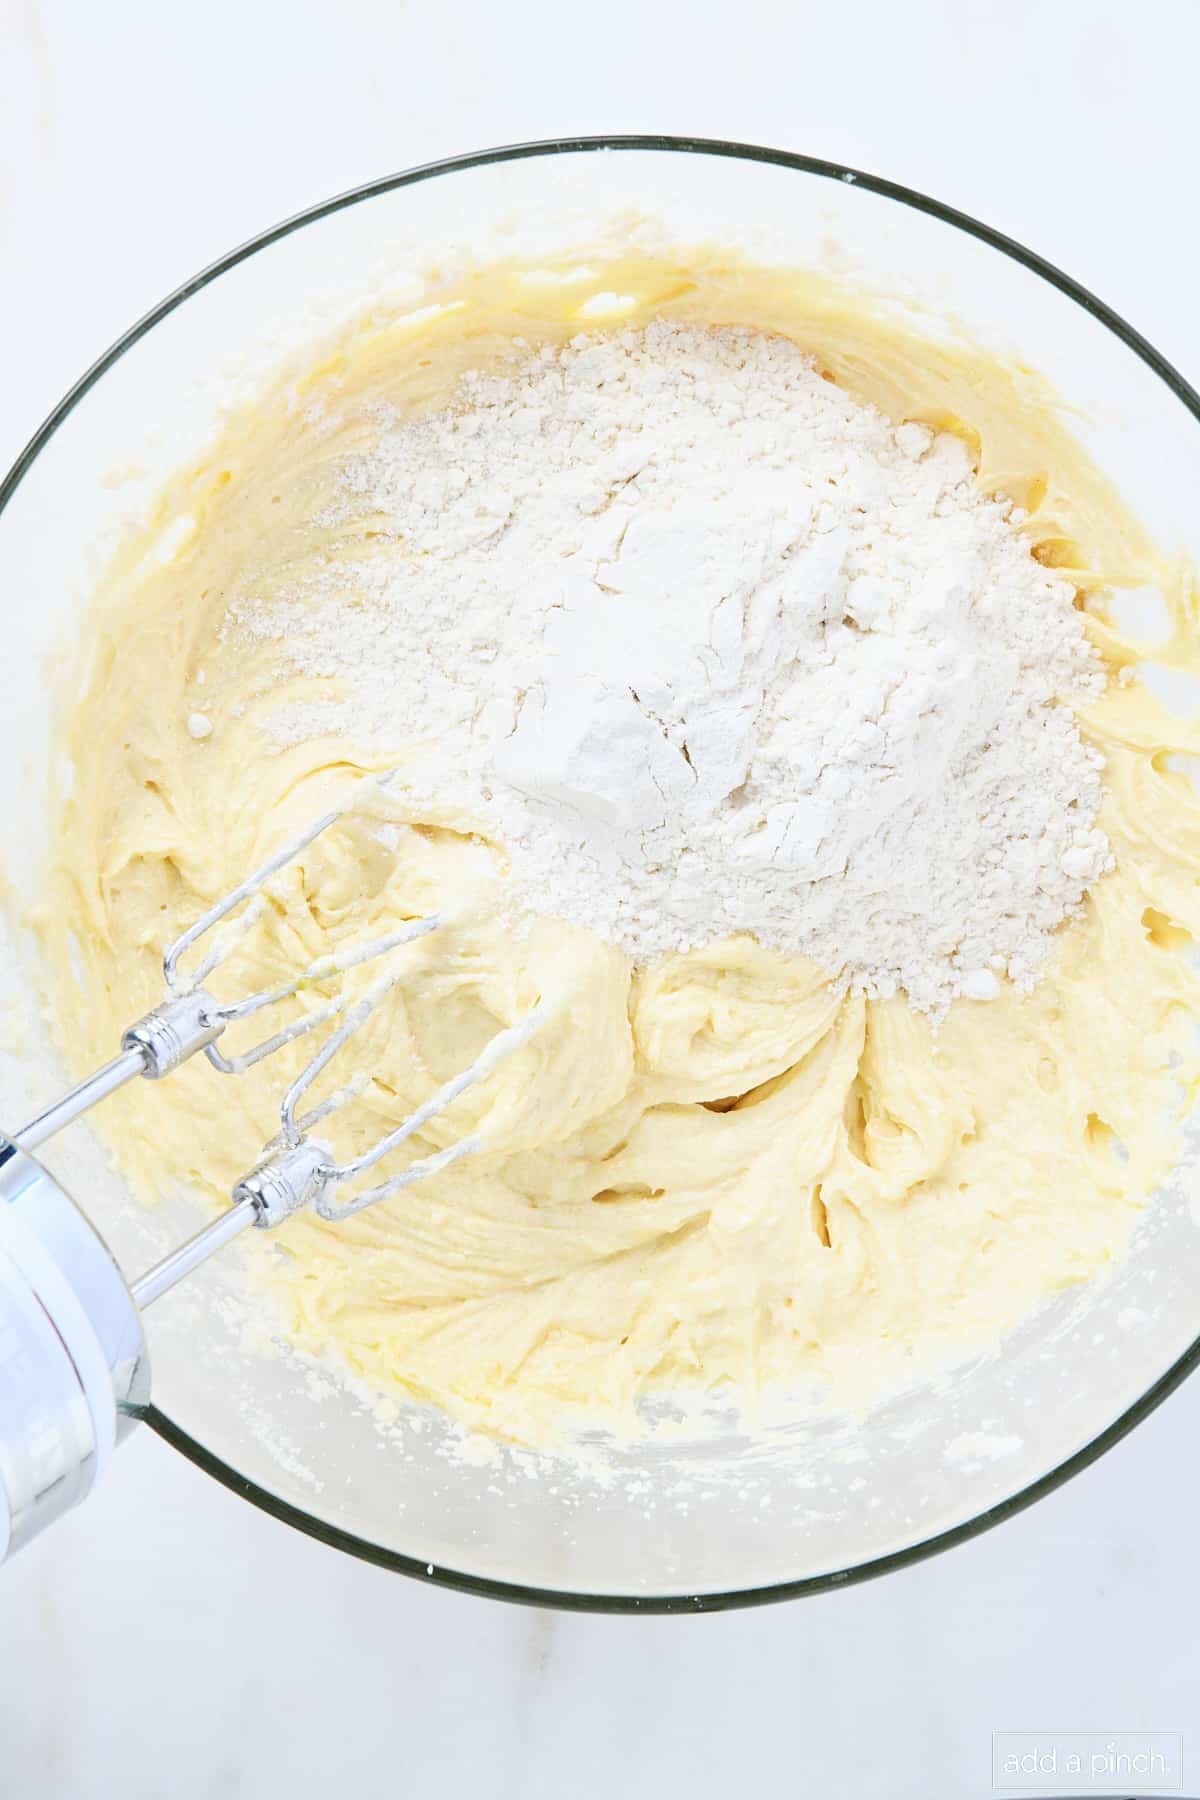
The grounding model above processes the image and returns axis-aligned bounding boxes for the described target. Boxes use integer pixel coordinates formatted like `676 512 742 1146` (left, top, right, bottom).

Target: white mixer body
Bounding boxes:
0 1140 149 1559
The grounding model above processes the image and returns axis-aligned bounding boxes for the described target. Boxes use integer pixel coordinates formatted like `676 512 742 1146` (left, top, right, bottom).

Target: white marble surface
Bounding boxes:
3 2 1200 1793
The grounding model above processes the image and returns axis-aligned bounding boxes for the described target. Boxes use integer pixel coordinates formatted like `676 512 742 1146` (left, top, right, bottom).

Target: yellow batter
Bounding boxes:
37 253 1200 1445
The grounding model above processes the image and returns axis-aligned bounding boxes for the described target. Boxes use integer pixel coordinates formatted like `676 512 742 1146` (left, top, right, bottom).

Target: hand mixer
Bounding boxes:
0 775 540 1561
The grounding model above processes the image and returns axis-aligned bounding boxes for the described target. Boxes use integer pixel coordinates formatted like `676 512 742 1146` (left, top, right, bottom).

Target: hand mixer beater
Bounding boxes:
0 774 541 1560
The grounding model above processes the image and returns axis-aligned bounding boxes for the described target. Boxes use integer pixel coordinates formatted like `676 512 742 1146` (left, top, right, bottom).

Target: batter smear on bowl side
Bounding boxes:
37 253 1200 1445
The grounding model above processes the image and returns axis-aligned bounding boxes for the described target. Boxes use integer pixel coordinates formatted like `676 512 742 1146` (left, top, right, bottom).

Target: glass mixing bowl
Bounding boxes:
2 138 1199 1612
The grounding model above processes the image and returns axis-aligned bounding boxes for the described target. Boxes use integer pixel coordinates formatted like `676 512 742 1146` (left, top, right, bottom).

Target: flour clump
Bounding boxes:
232 322 1109 1012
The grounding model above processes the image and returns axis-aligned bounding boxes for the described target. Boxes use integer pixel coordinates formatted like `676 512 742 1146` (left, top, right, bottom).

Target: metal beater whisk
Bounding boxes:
11 774 543 1308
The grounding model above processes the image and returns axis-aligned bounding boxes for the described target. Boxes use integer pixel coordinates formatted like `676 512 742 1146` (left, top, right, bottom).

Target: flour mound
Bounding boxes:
234 322 1109 1012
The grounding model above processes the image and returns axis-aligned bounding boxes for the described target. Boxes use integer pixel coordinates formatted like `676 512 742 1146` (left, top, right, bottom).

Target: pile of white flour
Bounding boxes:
233 322 1110 1012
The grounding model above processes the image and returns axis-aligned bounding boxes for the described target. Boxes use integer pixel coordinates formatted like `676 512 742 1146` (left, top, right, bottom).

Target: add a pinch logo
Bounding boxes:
992 1732 1184 1792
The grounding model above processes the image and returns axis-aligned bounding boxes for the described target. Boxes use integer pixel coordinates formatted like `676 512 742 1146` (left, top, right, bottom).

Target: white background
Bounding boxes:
3 2 1199 1794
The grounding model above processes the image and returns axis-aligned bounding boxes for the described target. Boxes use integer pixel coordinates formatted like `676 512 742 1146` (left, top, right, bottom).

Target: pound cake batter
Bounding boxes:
37 253 1200 1444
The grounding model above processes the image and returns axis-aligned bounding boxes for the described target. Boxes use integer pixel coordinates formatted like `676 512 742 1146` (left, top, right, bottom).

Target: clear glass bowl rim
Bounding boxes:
5 134 1200 1614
